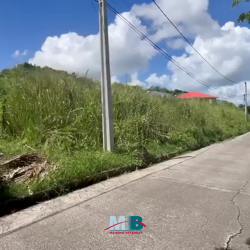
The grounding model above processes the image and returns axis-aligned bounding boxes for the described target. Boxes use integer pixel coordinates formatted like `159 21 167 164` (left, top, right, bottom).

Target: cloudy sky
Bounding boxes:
1 0 250 103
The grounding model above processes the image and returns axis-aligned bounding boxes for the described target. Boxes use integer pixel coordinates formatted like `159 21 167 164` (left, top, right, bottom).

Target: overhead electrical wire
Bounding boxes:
119 0 237 99
120 0 176 55
92 0 98 12
95 0 236 98
152 0 237 84
105 1 235 98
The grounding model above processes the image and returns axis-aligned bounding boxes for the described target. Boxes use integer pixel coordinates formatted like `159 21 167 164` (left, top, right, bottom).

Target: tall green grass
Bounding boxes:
0 71 249 202
2 72 249 154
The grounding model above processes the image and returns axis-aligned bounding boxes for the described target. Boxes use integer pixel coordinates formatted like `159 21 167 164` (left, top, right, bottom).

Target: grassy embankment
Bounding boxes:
0 68 249 203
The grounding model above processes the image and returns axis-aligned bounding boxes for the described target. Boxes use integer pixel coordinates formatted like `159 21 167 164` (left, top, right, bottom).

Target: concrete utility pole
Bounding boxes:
98 0 114 151
245 82 248 122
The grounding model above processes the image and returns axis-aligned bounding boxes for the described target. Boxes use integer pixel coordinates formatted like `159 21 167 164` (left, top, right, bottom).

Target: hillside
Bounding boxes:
0 63 249 214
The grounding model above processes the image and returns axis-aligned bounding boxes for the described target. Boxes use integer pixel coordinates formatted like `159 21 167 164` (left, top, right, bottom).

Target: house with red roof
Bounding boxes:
178 91 218 104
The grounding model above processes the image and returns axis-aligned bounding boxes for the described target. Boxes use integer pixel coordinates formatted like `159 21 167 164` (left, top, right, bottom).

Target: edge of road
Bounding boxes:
0 133 249 237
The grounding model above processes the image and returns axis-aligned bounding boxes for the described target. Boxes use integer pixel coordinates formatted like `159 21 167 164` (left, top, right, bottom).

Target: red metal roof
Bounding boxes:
178 91 218 99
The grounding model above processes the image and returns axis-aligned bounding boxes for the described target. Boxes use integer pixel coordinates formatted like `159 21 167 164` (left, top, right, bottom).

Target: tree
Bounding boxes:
233 0 250 23
219 100 236 108
147 86 187 95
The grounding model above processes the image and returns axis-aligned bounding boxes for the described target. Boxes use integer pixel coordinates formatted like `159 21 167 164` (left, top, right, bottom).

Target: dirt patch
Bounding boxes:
0 152 55 184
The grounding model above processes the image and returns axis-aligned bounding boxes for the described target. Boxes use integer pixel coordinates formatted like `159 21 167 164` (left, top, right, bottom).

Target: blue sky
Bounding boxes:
1 0 250 93
0 0 248 69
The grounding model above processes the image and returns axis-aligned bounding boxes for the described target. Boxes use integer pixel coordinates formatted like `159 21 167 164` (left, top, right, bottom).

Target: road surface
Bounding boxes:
1 133 250 250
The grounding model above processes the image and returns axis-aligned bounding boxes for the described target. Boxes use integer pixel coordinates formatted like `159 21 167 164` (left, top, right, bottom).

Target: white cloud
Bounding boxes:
127 72 170 88
12 49 28 58
145 73 170 87
162 21 250 98
29 12 156 79
167 38 186 50
28 0 250 103
211 82 246 105
111 75 120 83
132 0 220 42
128 72 145 86
12 50 20 58
30 0 218 78
22 50 28 56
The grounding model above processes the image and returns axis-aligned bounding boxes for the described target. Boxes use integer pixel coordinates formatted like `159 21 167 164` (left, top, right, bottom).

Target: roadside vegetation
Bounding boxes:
0 63 249 210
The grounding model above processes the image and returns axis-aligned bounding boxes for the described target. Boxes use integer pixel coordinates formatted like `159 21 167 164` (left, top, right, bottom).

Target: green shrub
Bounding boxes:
1 71 249 154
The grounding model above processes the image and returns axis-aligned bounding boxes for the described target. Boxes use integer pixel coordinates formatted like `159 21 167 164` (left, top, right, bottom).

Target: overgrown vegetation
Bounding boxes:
0 63 249 205
147 86 187 96
233 0 250 23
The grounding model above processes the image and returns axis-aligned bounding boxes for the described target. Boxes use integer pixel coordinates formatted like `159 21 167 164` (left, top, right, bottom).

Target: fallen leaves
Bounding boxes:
0 153 56 184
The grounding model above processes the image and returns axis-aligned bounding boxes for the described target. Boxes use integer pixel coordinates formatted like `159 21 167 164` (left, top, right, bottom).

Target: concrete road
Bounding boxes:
1 134 250 250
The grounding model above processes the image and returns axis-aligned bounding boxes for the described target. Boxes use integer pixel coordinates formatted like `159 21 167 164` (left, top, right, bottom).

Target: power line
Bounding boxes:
95 0 236 98
107 3 233 98
105 2 235 98
152 0 237 85
92 0 98 12
120 0 176 55
119 0 237 98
